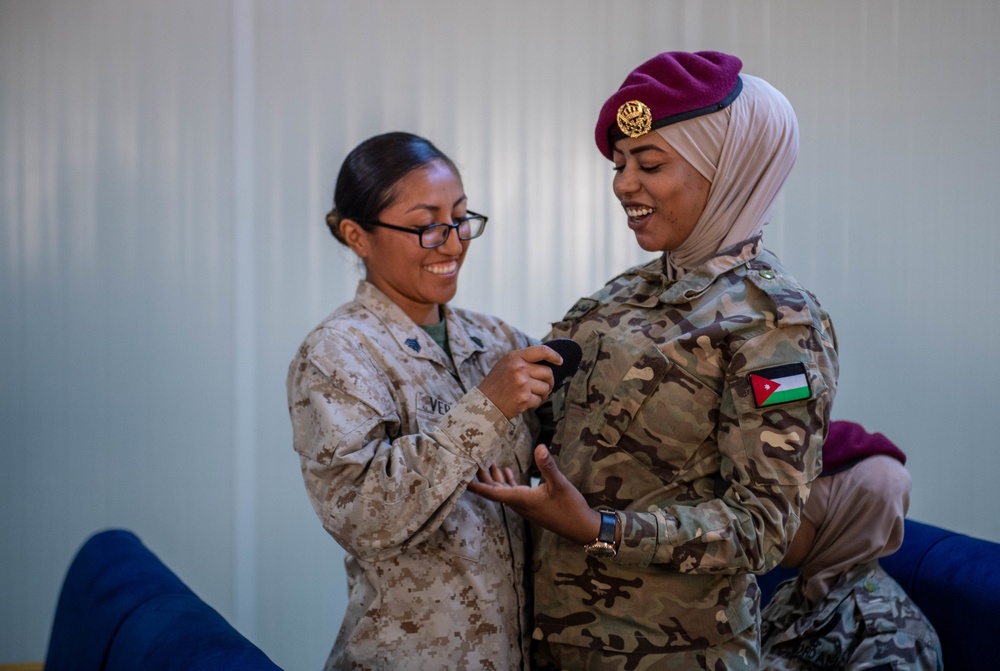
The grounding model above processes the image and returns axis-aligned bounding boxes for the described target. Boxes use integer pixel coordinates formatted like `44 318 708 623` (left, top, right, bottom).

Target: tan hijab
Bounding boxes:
797 455 912 604
656 74 799 279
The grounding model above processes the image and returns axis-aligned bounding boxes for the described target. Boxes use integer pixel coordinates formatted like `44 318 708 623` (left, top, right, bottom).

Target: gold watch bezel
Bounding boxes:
584 539 617 558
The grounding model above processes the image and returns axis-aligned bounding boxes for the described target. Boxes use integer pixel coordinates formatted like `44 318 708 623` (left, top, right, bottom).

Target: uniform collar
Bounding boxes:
353 281 487 367
784 560 881 635
623 236 764 307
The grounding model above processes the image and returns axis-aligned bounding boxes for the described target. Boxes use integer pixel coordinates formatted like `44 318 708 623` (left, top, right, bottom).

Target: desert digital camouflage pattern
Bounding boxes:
761 561 943 670
287 281 538 671
533 237 839 667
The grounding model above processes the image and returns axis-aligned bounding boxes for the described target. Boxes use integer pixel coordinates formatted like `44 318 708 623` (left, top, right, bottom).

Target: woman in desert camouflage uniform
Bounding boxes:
287 132 561 670
470 52 839 669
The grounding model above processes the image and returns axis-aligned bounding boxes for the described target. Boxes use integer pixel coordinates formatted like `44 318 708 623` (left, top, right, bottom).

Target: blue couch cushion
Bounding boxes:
105 593 281 671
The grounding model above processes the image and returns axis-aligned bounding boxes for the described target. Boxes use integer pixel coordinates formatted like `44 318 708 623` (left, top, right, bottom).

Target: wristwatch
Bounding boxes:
583 509 618 558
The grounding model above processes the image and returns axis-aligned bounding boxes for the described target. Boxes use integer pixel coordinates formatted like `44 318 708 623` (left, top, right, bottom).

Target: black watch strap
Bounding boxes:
596 510 617 544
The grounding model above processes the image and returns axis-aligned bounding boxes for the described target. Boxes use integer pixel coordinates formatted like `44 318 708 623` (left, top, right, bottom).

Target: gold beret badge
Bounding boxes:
616 100 652 138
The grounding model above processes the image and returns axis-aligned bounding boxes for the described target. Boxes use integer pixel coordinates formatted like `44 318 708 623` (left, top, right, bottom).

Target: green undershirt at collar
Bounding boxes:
419 319 451 358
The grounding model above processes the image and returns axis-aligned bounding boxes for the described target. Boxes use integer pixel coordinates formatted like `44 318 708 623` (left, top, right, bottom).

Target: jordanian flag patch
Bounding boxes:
749 363 812 408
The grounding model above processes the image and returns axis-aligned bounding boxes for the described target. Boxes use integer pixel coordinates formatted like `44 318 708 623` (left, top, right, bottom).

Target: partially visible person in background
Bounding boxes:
470 50 839 670
287 131 560 671
761 421 943 670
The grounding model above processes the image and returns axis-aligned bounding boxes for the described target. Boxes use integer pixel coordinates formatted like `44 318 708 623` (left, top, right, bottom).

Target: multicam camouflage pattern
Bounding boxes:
761 560 943 670
533 237 839 665
287 281 538 671
534 622 760 670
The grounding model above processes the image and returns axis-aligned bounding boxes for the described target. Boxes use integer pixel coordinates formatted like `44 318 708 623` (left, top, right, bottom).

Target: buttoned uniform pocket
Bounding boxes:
565 332 720 486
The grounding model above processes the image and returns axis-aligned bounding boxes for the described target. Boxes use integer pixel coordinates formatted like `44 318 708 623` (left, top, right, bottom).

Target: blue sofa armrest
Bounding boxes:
881 519 1000 669
45 529 282 670
45 529 196 670
105 593 280 671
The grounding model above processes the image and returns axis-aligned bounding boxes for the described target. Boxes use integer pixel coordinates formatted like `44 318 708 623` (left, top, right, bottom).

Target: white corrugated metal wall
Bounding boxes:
2 1 998 667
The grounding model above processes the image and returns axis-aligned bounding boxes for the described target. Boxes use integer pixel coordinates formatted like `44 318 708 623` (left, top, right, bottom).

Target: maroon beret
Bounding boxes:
595 50 744 160
822 420 907 475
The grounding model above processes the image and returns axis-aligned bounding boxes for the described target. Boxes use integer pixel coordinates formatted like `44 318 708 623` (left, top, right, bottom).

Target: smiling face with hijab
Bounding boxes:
600 55 800 279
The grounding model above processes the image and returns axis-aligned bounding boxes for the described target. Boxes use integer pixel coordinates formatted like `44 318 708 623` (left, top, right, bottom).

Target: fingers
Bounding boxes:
478 348 559 418
468 468 500 500
489 464 505 483
533 444 569 490
525 377 554 404
467 477 515 504
466 479 491 498
473 465 520 489
502 346 560 388
508 348 558 387
523 346 560 391
523 343 564 368
534 444 553 468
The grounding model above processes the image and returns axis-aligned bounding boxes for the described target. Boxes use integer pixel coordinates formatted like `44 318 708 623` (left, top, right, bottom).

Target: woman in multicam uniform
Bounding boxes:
469 51 840 669
286 131 562 671
761 421 943 670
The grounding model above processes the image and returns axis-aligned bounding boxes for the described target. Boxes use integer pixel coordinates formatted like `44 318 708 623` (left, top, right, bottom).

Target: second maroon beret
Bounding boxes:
822 420 908 475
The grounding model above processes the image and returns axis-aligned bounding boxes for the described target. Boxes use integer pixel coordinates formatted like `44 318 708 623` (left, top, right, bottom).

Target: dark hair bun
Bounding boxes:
326 208 347 245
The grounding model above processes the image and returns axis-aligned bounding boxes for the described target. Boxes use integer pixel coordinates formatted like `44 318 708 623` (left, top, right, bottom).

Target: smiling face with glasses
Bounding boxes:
341 159 487 325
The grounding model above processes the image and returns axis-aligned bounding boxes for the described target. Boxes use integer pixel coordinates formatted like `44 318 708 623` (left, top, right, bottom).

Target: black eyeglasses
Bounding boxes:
361 211 488 249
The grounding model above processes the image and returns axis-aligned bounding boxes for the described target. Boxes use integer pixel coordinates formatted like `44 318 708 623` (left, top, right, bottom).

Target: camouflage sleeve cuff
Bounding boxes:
613 510 677 566
429 386 518 468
